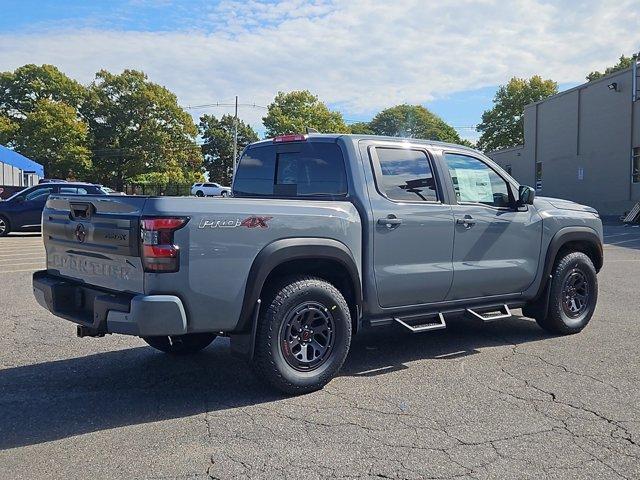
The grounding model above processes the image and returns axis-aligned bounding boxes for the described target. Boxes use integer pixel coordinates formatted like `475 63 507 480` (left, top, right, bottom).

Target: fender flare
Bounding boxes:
532 225 603 302
236 238 363 333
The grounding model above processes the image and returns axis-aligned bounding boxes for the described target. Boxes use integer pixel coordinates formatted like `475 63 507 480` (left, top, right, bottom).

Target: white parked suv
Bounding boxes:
191 182 231 197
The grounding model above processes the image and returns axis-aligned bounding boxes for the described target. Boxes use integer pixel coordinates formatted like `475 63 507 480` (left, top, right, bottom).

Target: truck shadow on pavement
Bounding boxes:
0 315 548 450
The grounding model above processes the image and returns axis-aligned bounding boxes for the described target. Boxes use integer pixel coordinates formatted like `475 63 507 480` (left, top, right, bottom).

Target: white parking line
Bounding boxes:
0 241 44 247
605 237 640 246
0 257 45 268
0 262 44 267
0 268 41 274
0 253 45 257
603 233 634 239
0 242 44 245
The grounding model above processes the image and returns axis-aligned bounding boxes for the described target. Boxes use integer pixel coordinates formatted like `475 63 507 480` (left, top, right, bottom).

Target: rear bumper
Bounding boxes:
32 270 187 337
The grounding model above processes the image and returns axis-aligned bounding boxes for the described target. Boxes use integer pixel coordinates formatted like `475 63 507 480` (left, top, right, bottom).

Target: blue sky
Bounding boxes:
0 0 637 142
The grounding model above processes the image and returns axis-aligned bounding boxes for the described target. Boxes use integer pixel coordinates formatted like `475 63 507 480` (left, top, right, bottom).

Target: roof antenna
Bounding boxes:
306 127 319 134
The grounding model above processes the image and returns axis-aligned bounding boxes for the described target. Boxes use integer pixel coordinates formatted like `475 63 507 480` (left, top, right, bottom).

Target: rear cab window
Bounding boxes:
233 141 348 198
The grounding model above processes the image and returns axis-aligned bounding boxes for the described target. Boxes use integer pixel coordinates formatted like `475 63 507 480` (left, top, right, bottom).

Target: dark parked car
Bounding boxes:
0 183 106 237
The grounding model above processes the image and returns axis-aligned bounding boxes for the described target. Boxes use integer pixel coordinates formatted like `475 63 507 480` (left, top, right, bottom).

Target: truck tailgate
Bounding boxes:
43 195 147 293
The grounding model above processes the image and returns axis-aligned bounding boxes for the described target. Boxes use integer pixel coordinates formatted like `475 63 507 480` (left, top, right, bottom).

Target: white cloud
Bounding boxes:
1 0 638 133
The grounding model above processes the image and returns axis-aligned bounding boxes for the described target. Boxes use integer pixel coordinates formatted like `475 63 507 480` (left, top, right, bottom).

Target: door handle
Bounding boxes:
377 215 403 228
456 215 476 228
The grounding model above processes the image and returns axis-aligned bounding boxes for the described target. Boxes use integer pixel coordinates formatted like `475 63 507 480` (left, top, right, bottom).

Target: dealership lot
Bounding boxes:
0 226 639 480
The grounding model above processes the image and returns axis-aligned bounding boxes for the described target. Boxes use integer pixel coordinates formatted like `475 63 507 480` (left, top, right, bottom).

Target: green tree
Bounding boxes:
263 90 349 137
368 104 462 143
476 76 558 152
16 99 91 179
83 69 203 189
0 64 90 177
199 114 258 185
0 116 18 145
587 54 638 81
348 121 375 134
0 64 86 117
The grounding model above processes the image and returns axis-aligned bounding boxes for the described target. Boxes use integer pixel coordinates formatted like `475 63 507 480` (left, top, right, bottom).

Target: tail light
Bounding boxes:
141 217 189 273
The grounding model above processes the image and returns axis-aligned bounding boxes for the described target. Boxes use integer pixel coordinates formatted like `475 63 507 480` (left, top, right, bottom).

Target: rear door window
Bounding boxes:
234 142 347 197
60 186 96 195
373 147 438 202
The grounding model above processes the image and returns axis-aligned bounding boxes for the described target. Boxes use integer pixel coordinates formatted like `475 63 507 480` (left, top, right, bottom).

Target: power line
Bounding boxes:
185 102 268 110
183 100 479 130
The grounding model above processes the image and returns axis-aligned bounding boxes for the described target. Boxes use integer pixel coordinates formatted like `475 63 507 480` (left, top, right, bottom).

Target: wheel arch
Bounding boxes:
236 238 362 336
525 226 602 318
546 227 603 275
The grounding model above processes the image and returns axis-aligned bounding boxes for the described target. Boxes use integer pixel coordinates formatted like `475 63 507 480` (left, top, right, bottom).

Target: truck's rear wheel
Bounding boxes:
535 251 598 335
143 333 217 354
253 276 352 395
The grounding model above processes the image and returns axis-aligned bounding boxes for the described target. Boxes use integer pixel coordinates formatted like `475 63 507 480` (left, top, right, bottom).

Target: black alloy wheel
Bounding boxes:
561 268 590 318
279 301 336 372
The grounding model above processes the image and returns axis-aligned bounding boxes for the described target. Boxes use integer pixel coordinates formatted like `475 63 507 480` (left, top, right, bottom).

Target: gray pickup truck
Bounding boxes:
33 134 603 393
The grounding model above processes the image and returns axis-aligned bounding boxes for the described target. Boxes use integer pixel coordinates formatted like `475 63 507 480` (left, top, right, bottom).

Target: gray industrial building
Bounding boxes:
489 60 640 217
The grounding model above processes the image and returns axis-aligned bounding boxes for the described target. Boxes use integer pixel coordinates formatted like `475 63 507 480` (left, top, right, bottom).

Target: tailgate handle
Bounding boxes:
70 203 94 220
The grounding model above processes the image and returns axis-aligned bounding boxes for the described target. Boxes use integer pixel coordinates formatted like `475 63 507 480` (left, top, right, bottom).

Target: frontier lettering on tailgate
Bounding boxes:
49 254 131 281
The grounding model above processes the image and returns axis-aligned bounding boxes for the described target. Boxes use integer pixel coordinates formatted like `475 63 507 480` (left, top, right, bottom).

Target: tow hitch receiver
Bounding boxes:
77 325 104 338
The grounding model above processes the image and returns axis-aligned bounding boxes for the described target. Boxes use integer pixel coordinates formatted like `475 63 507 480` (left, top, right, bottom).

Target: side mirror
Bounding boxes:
518 185 535 205
14 196 25 204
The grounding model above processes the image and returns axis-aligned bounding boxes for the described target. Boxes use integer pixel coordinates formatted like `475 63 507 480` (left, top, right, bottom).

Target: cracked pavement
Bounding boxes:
0 225 639 479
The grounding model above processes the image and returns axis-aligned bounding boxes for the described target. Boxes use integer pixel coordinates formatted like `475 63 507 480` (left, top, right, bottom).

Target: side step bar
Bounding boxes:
466 305 512 322
394 313 446 333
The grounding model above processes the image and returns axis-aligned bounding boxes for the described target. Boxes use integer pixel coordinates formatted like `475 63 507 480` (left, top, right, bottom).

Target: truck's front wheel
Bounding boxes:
253 276 352 395
143 333 217 354
535 251 598 335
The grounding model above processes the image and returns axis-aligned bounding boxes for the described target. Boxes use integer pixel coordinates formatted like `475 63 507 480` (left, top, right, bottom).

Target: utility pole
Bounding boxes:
232 95 238 177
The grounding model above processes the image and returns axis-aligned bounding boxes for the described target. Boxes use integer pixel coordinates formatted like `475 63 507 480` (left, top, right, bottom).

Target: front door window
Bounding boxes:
444 153 511 208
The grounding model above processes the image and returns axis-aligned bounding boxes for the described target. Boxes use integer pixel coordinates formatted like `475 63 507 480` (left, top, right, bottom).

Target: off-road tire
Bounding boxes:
536 251 598 335
253 276 352 395
143 333 217 354
0 216 9 237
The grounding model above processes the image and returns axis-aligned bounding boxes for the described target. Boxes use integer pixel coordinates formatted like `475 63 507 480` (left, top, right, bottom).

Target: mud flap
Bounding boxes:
522 275 552 320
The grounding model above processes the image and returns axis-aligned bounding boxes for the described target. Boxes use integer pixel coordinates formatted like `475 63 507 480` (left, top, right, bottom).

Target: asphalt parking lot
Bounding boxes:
1 226 639 480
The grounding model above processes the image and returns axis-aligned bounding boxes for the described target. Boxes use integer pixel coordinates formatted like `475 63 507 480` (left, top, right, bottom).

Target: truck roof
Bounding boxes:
249 133 481 155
